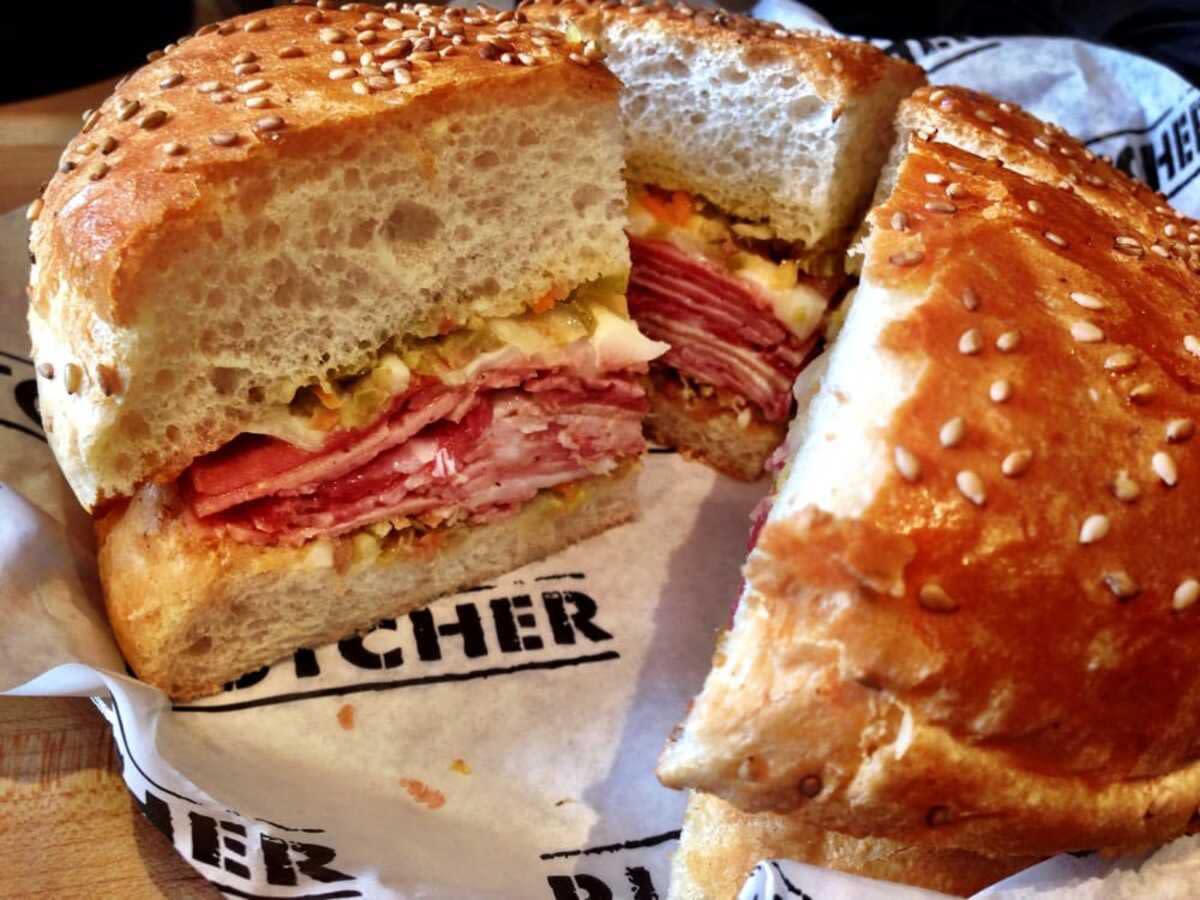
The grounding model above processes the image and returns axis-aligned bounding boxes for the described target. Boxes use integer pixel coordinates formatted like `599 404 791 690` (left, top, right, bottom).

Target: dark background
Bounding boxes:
0 1 1196 103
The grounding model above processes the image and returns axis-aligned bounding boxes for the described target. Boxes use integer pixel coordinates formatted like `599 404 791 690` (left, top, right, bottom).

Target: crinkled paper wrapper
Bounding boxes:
4 2 1200 896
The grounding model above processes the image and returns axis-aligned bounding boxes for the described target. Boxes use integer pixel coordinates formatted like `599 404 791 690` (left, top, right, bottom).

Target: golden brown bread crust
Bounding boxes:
29 4 617 329
100 463 639 700
659 88 1200 856
671 792 1038 899
521 0 924 106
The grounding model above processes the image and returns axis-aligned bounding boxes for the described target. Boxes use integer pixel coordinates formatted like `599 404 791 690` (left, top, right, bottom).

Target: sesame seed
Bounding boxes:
147 49 165 62
918 583 959 613
393 67 413 85
64 363 82 394
1167 418 1195 442
945 182 965 199
237 78 269 93
956 470 986 506
209 131 239 147
196 23 219 36
568 52 589 65
99 135 118 154
244 17 267 32
958 328 983 355
1027 199 1045 215
59 159 76 173
517 52 536 65
890 211 908 231
116 98 142 121
1184 335 1200 358
893 446 920 482
996 331 1021 352
1174 579 1200 611
245 96 272 109
89 162 109 181
81 109 101 133
321 27 350 43
159 72 185 89
1112 470 1139 502
1129 383 1156 404
961 287 980 311
162 141 187 156
197 80 224 93
95 364 121 397
939 417 965 448
999 101 1014 112
234 62 261 76
36 361 53 379
1166 223 1180 238
925 200 956 214
991 125 1011 139
1103 571 1140 600
989 379 1012 403
1114 235 1144 256
929 88 947 103
352 80 370 95
26 197 44 221
1104 351 1137 372
1033 136 1052 151
253 115 286 134
1070 321 1104 343
1153 451 1178 486
889 250 924 267
232 50 258 65
1002 449 1033 477
306 10 324 23
280 45 305 59
383 16 404 29
1070 291 1105 311
1044 230 1068 248
367 75 393 90
1079 514 1110 544
358 29 378 44
1152 243 1171 258
139 109 168 130
948 161 969 175
924 173 945 185
330 66 357 79
210 91 234 104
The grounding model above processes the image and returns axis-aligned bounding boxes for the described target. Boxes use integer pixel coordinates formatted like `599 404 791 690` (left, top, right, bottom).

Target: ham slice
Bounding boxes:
626 236 821 421
187 366 648 545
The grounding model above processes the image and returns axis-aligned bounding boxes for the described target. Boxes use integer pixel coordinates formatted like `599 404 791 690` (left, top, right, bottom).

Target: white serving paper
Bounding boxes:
5 5 1200 897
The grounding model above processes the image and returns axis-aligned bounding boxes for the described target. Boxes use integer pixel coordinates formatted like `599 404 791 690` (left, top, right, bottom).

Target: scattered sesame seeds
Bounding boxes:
1167 418 1195 443
1152 450 1178 486
393 67 414 85
889 250 924 267
245 96 272 109
890 211 908 231
1027 199 1045 215
209 131 239 147
1129 383 1155 404
1070 321 1104 343
1151 243 1171 258
367 75 393 90
253 115 286 133
358 29 379 44
330 66 356 79
1079 514 1110 544
1069 291 1104 310
918 583 959 613
961 287 980 311
1104 351 1137 372
956 470 986 506
989 379 1013 403
1114 235 1144 256
945 182 965 199
1002 450 1033 477
321 27 350 43
159 72 185 89
1103 571 1140 600
197 80 224 93
1112 470 1140 502
925 200 956 214
996 331 1021 352
63 363 82 395
237 78 269 93
893 446 921 482
1185 335 1200 358
924 172 946 185
139 109 168 130
1044 230 1068 248
939 417 965 448
958 328 983 355
1174 579 1200 612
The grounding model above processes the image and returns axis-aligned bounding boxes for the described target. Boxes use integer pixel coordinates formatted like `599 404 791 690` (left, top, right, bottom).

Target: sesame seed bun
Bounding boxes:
659 87 1200 857
523 0 925 248
27 2 628 512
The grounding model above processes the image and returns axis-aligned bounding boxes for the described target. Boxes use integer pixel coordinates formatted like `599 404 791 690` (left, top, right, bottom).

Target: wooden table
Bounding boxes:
0 75 218 900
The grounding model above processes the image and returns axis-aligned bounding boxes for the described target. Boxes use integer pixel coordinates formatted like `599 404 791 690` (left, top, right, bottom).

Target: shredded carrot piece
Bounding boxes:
640 189 693 226
532 284 568 314
313 385 343 409
311 406 340 431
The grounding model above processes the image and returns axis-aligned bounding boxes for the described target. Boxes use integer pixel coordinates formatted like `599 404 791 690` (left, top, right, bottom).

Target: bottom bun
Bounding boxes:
670 792 1039 899
99 462 640 700
645 369 783 482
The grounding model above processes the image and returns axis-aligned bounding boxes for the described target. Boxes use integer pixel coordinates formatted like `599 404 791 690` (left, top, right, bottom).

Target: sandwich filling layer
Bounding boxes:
184 282 666 546
625 184 840 423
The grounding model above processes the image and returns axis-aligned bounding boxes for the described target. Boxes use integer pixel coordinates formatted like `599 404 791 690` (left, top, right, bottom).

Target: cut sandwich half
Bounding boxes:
27 4 666 699
659 85 1200 860
525 0 925 478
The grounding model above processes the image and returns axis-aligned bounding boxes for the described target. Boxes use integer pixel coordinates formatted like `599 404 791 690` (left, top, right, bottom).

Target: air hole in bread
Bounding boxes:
210 367 245 396
165 424 181 443
572 184 605 213
665 55 688 77
206 288 226 309
383 201 441 243
720 66 749 85
185 636 212 656
473 150 500 170
154 369 175 390
788 96 823 123
349 219 376 249
689 112 706 126
344 167 362 189
518 128 539 147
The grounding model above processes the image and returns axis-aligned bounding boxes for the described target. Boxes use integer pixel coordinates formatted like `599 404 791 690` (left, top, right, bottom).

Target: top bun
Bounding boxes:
28 2 629 512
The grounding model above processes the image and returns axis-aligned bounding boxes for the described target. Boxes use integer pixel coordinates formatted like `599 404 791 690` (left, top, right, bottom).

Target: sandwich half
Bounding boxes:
526 0 924 478
659 84 1200 859
28 4 666 699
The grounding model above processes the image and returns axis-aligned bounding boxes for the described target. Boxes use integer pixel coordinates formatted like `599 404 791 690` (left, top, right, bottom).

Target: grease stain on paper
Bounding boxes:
337 704 355 730
400 778 446 810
